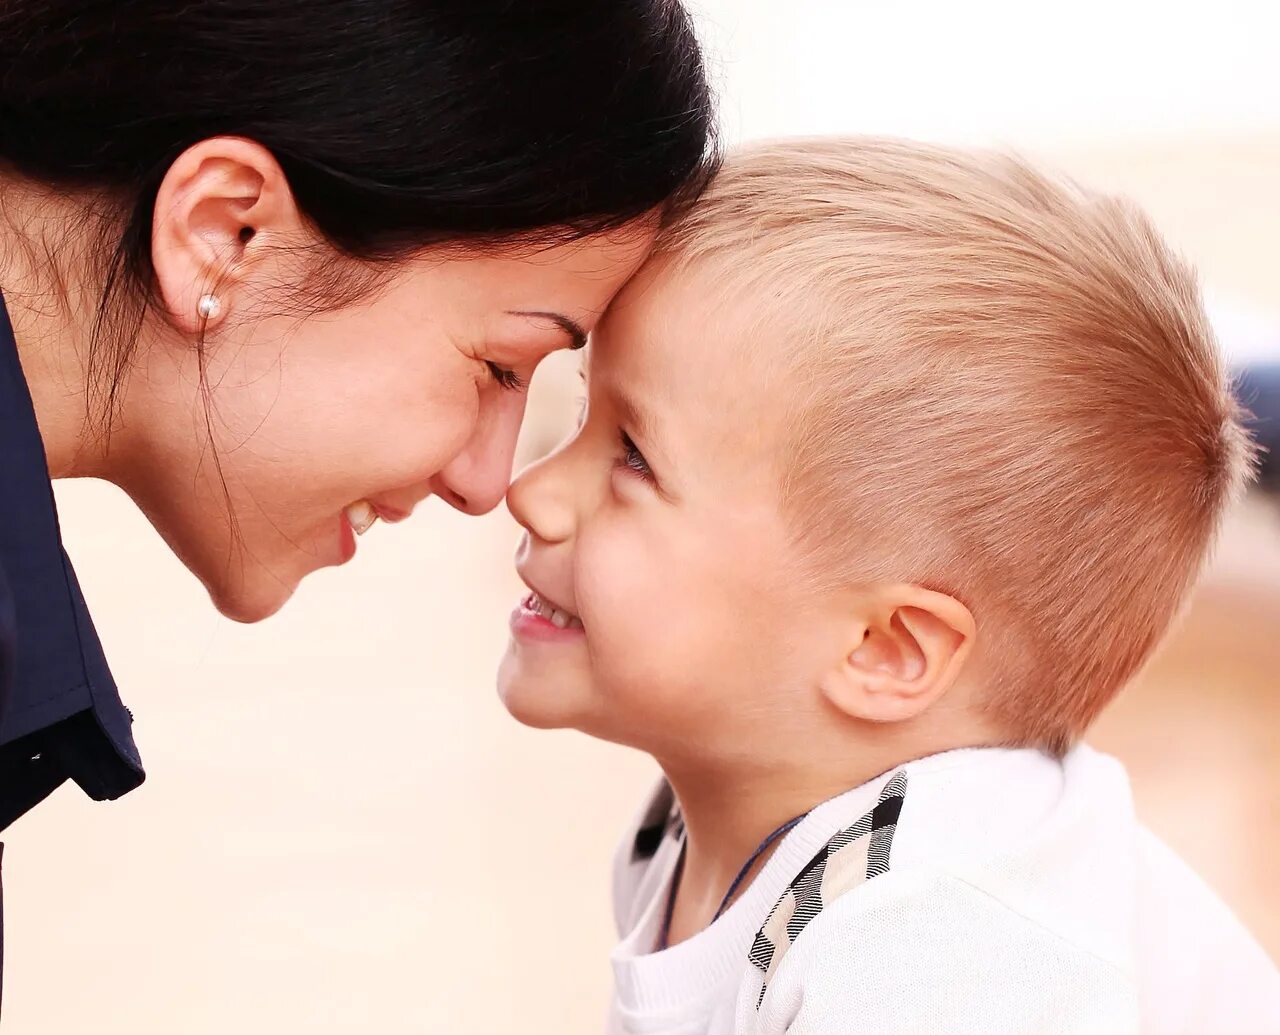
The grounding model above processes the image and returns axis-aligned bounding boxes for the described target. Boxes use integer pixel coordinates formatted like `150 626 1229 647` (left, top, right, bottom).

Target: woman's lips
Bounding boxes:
334 498 416 569
371 501 412 524
343 499 414 537
344 500 378 535
336 513 358 564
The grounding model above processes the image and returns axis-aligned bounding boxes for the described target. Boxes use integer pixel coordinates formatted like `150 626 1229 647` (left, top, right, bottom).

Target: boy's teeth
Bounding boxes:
345 500 378 535
527 593 582 630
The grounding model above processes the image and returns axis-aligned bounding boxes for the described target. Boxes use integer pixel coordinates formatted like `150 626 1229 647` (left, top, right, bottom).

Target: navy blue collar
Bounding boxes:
0 292 144 829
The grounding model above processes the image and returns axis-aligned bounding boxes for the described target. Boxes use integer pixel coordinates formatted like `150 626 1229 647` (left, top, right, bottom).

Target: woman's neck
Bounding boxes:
1 178 121 479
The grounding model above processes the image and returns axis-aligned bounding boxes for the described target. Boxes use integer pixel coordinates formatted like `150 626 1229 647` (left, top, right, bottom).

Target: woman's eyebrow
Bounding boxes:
507 310 588 351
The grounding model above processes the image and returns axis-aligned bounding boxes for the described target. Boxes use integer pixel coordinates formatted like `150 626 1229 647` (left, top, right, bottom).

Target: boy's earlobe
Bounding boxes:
819 587 976 725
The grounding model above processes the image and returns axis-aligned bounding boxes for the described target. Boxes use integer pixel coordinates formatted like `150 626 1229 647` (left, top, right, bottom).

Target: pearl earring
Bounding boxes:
197 294 222 320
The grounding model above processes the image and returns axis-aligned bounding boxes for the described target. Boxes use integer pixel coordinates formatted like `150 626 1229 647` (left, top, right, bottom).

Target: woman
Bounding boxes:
0 0 714 995
1238 363 1280 495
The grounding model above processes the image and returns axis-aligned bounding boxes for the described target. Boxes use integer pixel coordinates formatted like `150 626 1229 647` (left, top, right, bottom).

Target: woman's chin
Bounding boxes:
202 567 299 624
139 502 312 623
208 585 292 624
187 526 340 623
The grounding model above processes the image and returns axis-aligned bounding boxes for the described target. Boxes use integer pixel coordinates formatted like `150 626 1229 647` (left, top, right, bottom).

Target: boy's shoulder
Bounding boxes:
744 865 1139 1034
739 748 1137 1026
611 747 1280 1034
746 835 1280 1035
609 747 1120 943
744 746 1280 1034
1130 826 1280 1032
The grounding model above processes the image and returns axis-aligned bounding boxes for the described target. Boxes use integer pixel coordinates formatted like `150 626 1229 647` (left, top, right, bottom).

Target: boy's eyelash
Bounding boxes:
486 361 526 392
618 430 653 480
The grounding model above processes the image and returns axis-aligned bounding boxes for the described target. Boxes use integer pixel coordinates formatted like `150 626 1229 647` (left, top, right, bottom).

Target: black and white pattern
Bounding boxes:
747 770 907 1008
632 780 682 863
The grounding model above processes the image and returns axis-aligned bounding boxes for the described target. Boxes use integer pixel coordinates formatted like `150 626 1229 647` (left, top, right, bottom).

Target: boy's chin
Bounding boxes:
496 658 591 731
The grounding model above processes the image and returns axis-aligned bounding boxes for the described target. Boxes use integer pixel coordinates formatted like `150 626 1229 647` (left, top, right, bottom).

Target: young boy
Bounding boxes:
497 138 1280 1033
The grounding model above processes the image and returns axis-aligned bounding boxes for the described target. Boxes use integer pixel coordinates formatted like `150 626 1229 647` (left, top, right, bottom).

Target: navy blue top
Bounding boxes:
0 293 144 831
1238 363 1280 493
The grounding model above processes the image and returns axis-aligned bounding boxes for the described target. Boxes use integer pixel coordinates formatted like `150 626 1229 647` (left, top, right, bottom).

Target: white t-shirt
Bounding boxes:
607 746 1280 1034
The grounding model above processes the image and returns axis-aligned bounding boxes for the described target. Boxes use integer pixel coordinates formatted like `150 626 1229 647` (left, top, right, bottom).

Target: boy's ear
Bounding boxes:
819 586 976 724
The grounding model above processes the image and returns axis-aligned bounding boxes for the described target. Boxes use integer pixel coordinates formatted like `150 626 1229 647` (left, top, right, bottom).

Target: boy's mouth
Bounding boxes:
521 592 584 631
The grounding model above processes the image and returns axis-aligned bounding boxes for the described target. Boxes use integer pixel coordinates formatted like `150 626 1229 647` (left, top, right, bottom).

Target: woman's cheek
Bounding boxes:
369 390 480 490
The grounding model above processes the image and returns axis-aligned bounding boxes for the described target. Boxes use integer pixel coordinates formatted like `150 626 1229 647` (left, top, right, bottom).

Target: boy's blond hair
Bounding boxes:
655 137 1254 753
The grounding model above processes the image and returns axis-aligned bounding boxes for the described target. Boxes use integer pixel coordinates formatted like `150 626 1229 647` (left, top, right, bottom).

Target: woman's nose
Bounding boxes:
431 394 527 516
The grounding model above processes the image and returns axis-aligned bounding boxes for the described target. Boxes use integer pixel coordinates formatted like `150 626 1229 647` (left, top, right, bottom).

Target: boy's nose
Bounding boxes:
506 449 576 545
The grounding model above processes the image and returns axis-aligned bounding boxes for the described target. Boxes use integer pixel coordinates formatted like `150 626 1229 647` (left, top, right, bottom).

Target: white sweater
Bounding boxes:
607 746 1280 1034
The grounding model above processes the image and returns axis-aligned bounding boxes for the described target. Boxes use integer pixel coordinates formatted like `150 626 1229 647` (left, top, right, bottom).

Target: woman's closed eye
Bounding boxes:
486 361 526 392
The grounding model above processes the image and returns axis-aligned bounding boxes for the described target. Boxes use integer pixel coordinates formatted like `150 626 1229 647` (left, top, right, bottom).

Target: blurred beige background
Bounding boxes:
5 2 1279 1033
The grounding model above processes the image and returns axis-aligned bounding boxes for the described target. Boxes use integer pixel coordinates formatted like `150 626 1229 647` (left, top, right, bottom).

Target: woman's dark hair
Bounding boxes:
0 0 717 409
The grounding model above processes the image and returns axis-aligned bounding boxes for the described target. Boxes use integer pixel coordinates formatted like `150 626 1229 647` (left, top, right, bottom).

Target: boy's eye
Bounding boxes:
617 430 652 481
486 361 526 392
576 367 589 428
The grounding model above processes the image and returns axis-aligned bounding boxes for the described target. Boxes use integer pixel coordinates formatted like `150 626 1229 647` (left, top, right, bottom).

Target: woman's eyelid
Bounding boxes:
485 360 526 391
482 337 560 392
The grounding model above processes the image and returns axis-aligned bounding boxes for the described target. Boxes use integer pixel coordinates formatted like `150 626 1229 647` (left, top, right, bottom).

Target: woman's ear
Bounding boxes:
150 137 301 334
819 585 975 724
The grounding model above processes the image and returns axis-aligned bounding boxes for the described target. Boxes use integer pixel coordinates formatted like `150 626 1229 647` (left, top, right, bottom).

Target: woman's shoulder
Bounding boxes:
0 555 14 704
0 297 145 827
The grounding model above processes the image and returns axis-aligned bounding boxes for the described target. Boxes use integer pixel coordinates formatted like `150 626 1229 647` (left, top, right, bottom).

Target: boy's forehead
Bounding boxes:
596 257 772 392
593 256 794 463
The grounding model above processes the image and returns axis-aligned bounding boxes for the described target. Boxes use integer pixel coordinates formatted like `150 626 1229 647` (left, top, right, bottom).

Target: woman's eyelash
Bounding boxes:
618 430 652 480
486 361 526 392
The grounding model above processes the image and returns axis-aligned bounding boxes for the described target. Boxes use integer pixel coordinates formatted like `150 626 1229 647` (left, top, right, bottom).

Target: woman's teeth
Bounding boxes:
344 500 378 536
526 593 583 630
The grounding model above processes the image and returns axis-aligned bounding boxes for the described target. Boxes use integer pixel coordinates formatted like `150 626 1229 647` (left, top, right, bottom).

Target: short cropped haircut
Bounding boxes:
655 137 1255 753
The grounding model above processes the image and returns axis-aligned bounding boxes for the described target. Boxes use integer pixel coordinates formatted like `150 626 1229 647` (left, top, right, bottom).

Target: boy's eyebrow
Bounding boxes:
611 384 664 456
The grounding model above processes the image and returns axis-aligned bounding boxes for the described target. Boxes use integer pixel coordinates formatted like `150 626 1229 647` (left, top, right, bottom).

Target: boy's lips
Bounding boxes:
511 576 585 642
520 591 582 630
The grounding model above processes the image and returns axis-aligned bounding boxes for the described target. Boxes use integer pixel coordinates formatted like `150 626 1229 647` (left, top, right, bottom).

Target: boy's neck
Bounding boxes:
657 752 887 946
657 721 995 947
